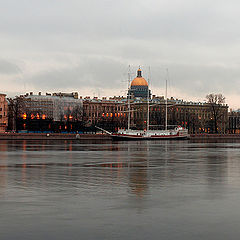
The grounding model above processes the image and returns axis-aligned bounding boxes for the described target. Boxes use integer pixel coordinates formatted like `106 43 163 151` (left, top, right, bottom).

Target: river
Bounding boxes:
0 139 240 240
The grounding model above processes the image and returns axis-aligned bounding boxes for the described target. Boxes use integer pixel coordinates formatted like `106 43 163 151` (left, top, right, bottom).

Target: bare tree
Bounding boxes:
7 96 26 131
206 93 226 133
72 105 83 122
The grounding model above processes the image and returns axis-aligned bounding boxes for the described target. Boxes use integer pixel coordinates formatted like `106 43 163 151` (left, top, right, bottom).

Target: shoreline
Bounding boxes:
0 133 111 140
189 134 240 140
1 133 240 140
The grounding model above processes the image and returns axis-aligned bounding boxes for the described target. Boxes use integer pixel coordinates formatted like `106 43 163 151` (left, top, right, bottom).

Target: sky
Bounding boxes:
0 0 240 109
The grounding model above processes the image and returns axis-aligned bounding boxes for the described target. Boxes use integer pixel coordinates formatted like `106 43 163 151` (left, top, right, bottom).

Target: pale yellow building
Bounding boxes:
0 94 8 132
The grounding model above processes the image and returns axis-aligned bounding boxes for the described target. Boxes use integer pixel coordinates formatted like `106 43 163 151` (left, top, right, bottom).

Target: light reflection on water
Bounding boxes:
1 140 240 239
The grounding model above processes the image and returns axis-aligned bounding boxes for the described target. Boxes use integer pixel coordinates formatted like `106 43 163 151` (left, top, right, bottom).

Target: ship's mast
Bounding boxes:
127 65 131 131
147 66 150 131
165 69 168 130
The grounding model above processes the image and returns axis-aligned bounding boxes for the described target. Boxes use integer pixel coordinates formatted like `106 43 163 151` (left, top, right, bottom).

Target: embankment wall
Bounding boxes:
190 134 240 139
0 133 111 140
1 133 240 140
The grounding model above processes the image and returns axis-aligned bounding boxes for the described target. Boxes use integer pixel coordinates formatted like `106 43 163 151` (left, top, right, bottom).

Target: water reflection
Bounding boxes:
0 140 152 198
1 140 240 239
0 140 235 196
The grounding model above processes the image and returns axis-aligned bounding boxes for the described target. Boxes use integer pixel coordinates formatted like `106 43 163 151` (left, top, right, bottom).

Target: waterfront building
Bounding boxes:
83 96 128 132
10 90 228 133
228 110 240 133
83 96 228 134
23 92 82 121
0 94 8 132
8 65 229 133
14 92 83 132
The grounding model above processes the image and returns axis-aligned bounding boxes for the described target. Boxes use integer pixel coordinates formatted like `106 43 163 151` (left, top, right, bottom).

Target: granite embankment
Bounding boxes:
190 134 240 140
0 133 111 140
1 133 240 140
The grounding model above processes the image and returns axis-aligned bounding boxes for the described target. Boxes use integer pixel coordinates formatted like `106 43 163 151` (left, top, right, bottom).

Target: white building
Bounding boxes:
23 92 83 121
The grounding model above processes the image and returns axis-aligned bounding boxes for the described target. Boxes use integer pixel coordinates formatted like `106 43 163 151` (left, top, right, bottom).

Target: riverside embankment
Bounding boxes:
0 133 240 140
190 134 240 140
0 133 111 140
1 133 240 140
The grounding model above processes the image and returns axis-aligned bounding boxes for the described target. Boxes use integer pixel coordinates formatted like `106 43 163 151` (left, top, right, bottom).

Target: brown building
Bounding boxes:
83 96 128 132
82 95 228 134
228 110 240 133
0 94 8 132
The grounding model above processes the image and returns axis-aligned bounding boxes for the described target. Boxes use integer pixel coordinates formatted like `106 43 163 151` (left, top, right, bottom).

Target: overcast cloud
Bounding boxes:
0 0 240 108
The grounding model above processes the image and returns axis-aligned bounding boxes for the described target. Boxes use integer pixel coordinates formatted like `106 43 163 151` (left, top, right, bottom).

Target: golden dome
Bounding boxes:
131 77 148 86
131 68 148 86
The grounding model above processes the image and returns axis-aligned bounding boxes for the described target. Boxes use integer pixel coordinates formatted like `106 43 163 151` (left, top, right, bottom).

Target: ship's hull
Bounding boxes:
111 133 189 141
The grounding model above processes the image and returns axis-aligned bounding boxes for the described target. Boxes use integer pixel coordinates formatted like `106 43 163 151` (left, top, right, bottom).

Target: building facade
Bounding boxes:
0 94 8 132
7 66 229 134
83 96 128 132
228 110 240 133
83 96 228 134
9 91 228 133
13 92 83 132
23 92 82 121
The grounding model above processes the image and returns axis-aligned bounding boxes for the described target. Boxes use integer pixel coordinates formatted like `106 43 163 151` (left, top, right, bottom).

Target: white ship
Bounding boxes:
97 67 189 141
111 127 189 140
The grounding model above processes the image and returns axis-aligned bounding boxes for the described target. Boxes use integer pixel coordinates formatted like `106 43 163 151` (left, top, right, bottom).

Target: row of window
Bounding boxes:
85 106 127 112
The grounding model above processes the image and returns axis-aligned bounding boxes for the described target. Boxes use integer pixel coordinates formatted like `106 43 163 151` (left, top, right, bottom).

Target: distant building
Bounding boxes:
83 96 228 134
23 92 82 121
128 68 151 99
52 92 78 99
9 90 229 133
15 92 83 132
83 96 128 131
0 94 8 132
228 110 240 133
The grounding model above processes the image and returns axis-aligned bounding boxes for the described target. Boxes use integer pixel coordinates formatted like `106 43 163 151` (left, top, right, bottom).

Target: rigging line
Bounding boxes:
167 68 172 99
127 65 131 130
147 66 151 131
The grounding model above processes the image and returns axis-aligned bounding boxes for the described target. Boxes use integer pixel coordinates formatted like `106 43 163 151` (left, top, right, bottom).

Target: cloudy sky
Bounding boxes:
0 0 240 108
